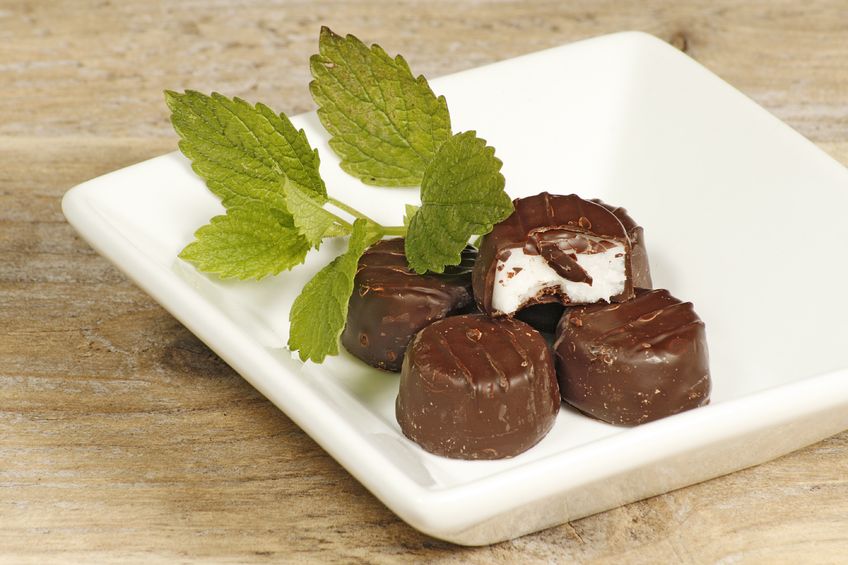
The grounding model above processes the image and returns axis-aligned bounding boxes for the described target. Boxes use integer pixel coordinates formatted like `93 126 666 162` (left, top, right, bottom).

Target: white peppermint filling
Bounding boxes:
491 241 626 315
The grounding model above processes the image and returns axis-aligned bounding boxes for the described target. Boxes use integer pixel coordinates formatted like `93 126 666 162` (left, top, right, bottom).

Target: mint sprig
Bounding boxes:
288 219 381 362
165 91 326 210
310 27 452 187
179 203 310 280
169 28 514 363
405 131 512 274
281 181 346 248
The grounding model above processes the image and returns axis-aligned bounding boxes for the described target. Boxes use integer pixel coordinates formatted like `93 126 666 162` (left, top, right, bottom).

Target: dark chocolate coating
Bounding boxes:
515 303 566 334
396 314 560 459
342 239 475 372
590 199 653 289
554 288 711 426
472 192 635 316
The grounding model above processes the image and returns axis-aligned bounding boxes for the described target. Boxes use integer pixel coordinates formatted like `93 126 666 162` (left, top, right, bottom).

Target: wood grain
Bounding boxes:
2 1 847 562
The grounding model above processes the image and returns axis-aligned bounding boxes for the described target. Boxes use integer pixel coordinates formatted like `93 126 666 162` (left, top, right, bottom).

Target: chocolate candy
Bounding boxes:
515 303 565 334
341 238 475 372
554 288 711 426
396 314 560 459
591 199 652 289
473 192 635 317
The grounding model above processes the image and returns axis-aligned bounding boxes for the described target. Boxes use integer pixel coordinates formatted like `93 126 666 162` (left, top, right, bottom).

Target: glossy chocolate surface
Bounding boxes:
472 192 635 315
591 199 653 289
341 238 475 372
396 314 560 459
554 288 711 426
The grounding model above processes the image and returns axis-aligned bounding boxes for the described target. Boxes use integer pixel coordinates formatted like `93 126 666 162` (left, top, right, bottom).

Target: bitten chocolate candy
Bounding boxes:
396 314 560 459
554 288 711 426
341 238 475 372
473 192 635 317
590 199 652 289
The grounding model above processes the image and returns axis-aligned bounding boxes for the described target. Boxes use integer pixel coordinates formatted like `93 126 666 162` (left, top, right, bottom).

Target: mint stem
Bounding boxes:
328 197 378 224
327 197 408 237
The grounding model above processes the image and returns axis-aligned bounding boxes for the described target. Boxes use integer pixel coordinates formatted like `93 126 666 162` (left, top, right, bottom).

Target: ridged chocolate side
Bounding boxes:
554 288 710 426
396 314 560 460
341 238 475 372
472 192 635 316
590 199 653 289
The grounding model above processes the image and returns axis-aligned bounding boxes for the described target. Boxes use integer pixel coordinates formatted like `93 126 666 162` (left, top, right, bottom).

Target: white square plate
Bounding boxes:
63 32 848 545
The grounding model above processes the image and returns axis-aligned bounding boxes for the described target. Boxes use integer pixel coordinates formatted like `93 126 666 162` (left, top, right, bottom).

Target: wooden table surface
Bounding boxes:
3 1 847 562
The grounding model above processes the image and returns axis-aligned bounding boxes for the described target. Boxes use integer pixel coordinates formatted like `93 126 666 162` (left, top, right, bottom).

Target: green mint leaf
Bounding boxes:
405 131 513 274
165 90 326 211
403 204 419 228
281 180 343 247
288 219 381 362
309 27 451 187
179 202 310 279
